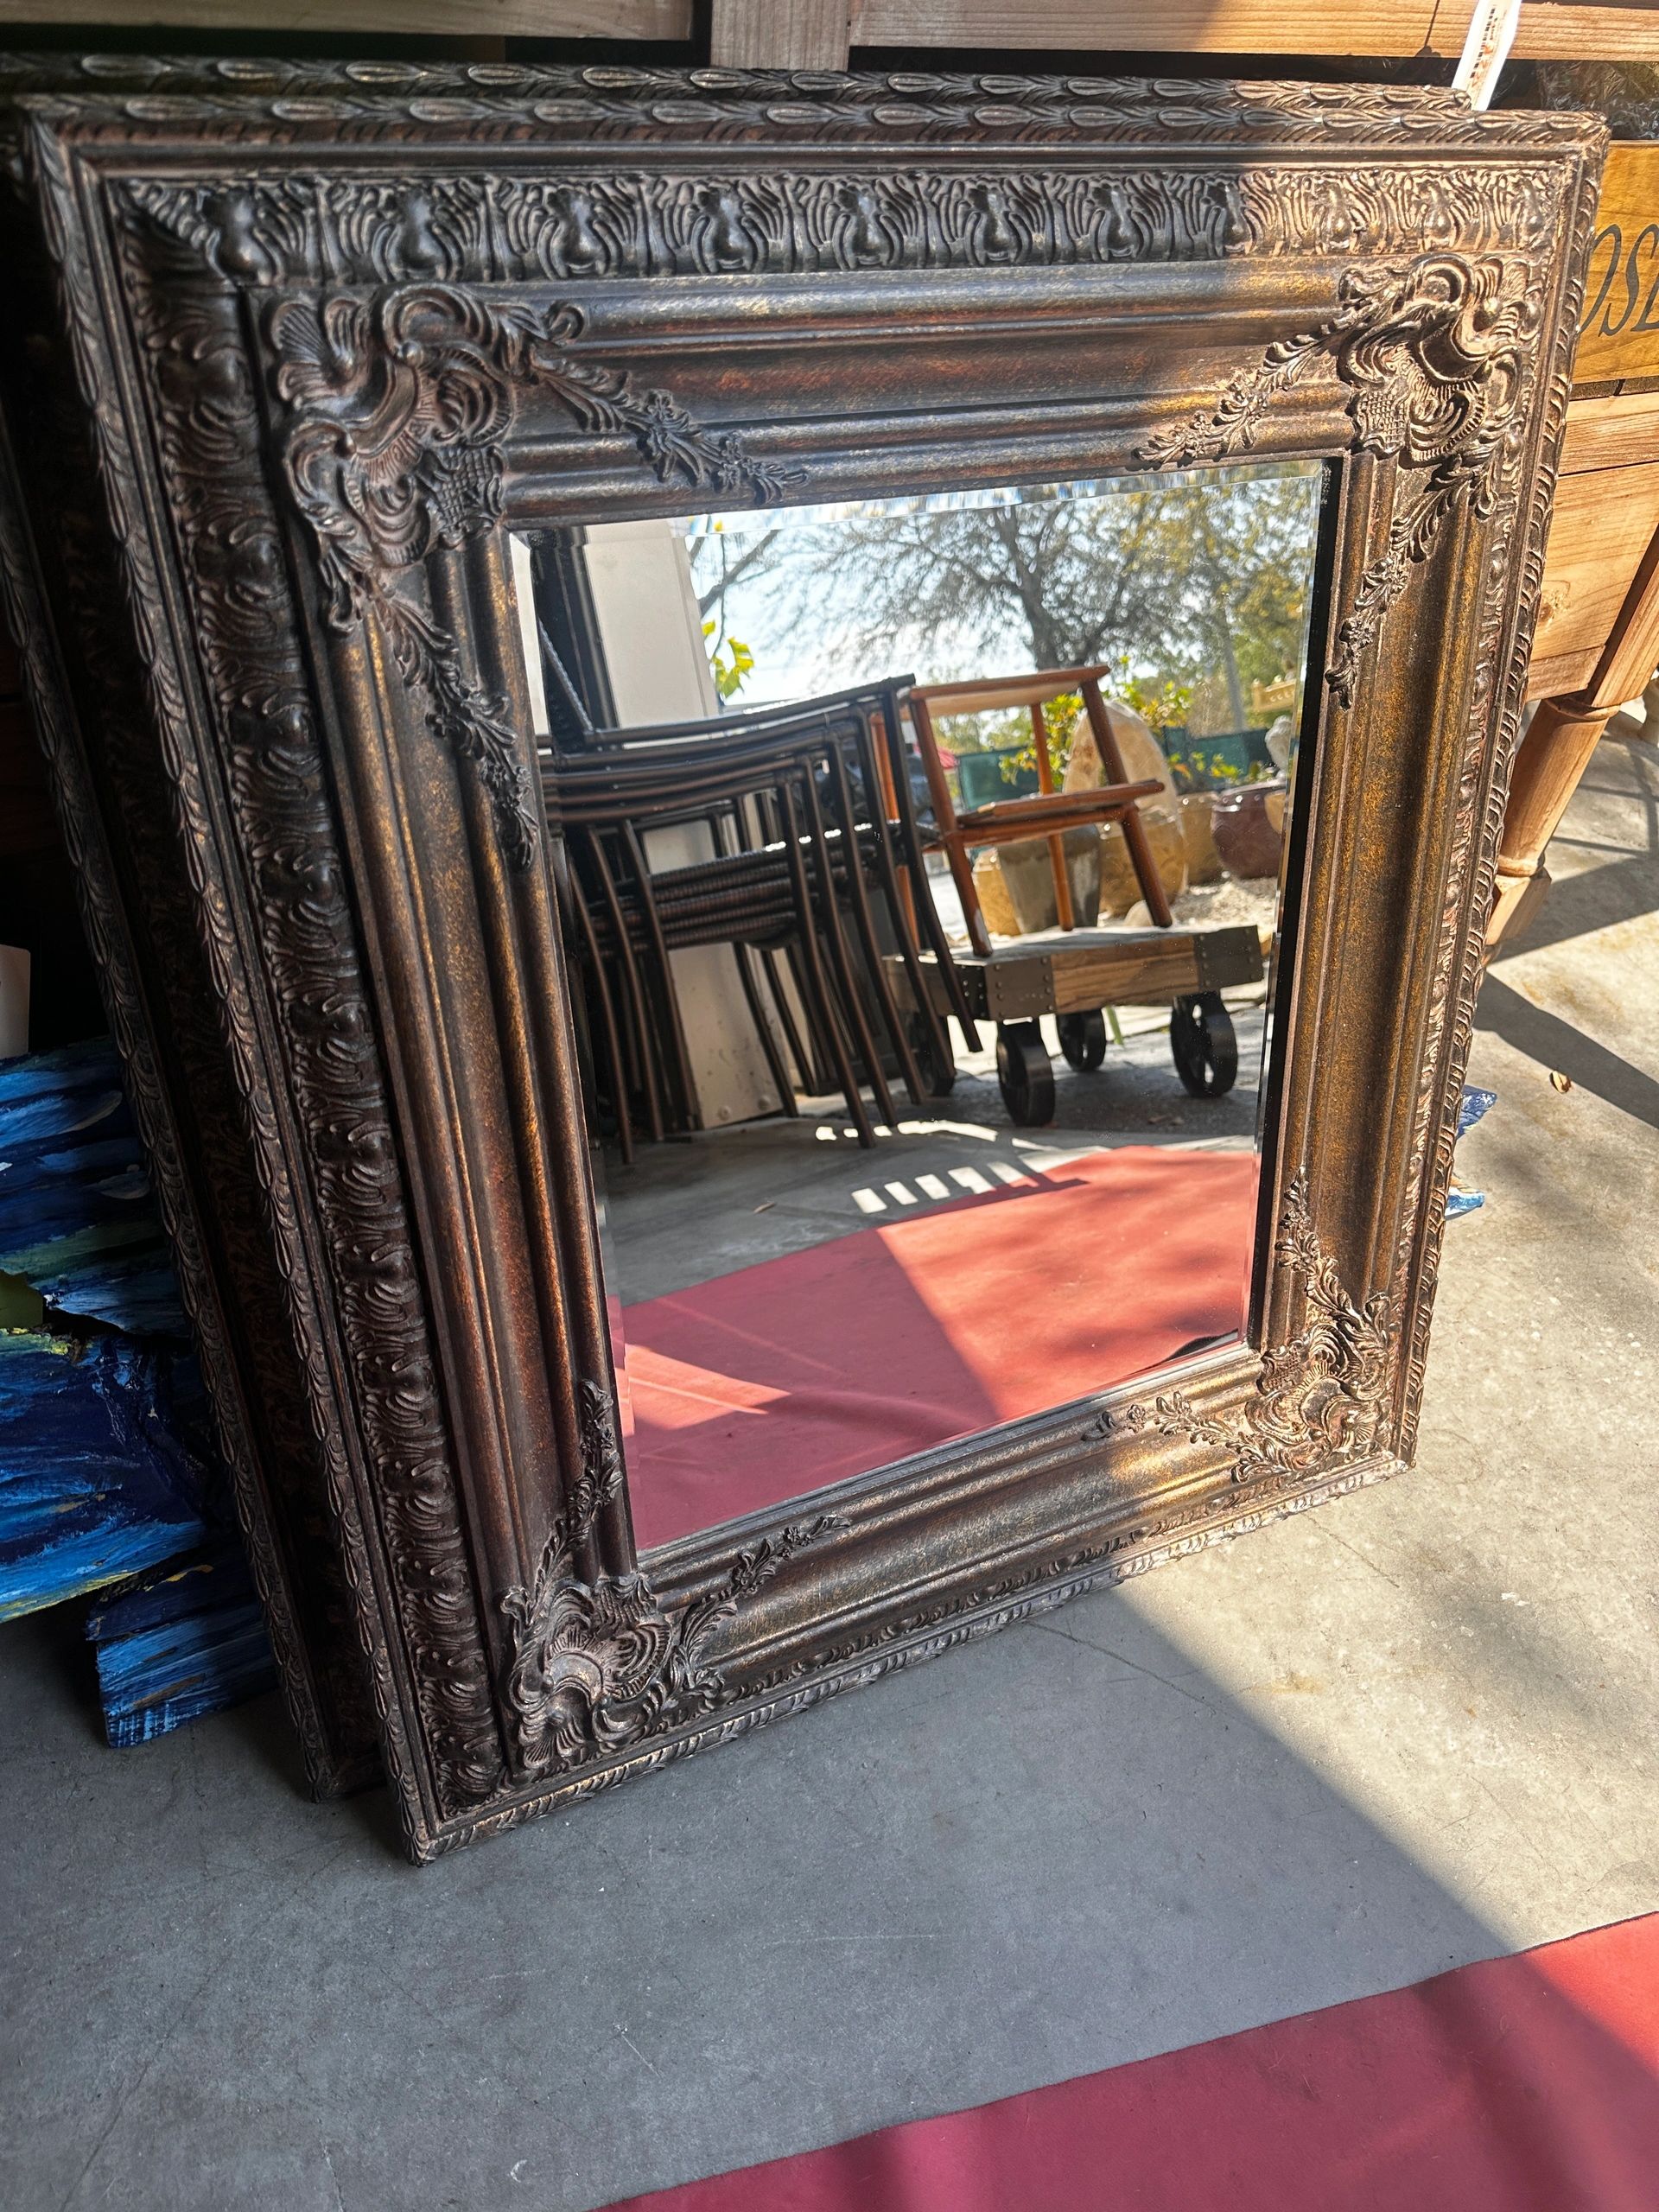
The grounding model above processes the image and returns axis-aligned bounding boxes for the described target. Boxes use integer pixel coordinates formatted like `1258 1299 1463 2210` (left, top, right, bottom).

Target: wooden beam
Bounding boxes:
1512 4 1659 60
1524 646 1600 702
0 0 691 30
913 665 1111 715
710 0 851 66
850 1 1659 60
2 0 1651 59
855 1 1435 54
1559 391 1659 478
1581 512 1659 714
1497 440 1659 946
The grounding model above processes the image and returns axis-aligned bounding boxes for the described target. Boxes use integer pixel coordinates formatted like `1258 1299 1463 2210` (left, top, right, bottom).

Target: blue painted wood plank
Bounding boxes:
92 1602 277 1748
0 1039 254 1750
0 1038 187 1337
0 1333 207 1619
1448 1085 1498 1221
86 1541 276 1746
84 1541 252 1642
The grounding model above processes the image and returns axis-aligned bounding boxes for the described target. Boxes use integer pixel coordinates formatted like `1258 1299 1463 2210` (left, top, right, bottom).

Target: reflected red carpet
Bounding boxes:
624 1146 1255 1550
602 1912 1659 2211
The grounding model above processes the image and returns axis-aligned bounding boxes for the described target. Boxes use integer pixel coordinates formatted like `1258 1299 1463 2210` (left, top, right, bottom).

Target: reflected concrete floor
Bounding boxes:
3 740 1658 2212
603 993 1265 1305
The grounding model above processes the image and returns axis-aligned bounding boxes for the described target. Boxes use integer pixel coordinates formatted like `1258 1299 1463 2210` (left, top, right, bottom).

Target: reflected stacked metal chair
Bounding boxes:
539 678 978 1157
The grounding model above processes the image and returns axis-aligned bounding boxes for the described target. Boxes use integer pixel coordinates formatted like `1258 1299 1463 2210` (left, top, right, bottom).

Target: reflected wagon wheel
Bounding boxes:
1057 1008 1108 1072
996 1020 1056 1126
1169 991 1238 1098
907 1012 956 1097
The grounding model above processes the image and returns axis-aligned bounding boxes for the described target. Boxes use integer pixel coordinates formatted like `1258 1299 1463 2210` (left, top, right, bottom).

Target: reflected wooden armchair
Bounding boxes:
908 666 1174 957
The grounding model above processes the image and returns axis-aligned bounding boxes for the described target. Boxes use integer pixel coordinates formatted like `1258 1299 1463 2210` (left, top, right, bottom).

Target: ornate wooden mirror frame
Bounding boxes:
0 60 1601 1859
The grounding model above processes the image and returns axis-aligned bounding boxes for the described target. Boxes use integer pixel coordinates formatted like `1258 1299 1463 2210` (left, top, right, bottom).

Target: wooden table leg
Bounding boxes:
1494 504 1659 950
1489 694 1614 947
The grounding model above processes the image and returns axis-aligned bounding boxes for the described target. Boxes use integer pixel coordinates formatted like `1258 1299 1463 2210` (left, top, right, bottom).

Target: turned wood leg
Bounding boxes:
1489 693 1612 949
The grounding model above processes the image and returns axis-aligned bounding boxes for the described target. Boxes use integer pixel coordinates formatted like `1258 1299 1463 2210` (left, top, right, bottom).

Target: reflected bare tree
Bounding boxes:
691 467 1321 727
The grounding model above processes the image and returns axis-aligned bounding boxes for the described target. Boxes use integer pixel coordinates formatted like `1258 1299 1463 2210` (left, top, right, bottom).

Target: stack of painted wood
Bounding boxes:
85 1543 274 1748
0 1036 276 1741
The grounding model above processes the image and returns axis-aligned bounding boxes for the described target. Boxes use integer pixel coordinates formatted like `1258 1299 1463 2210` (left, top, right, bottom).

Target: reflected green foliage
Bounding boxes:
690 467 1319 741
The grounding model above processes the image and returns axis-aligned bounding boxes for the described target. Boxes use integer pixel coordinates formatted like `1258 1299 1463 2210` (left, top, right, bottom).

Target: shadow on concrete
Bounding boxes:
1473 976 1659 1131
1489 733 1658 964
3 1542 1656 2211
1487 849 1659 963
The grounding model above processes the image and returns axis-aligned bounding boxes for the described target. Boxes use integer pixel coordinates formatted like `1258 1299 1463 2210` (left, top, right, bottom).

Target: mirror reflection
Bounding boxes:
524 461 1325 1553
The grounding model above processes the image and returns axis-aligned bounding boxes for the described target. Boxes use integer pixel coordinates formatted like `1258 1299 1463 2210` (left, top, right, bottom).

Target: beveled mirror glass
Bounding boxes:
524 457 1324 1553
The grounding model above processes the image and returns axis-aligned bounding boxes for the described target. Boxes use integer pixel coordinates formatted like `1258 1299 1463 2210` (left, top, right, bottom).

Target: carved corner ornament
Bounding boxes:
1139 251 1541 708
499 1378 843 1782
1120 1177 1394 1486
266 283 797 868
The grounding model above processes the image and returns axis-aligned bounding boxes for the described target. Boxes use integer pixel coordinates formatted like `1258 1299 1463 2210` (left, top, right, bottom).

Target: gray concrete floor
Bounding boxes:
4 737 1658 2212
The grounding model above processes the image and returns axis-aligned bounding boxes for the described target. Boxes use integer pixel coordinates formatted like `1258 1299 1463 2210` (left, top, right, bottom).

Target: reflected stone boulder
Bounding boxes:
995 826 1103 935
972 848 1022 938
1064 696 1187 914
1062 697 1179 806
1097 810 1187 915
1180 792 1224 885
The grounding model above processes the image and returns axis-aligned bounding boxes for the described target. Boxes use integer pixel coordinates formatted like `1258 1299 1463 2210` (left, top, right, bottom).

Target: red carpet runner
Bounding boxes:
603 1912 1659 2210
622 1146 1257 1549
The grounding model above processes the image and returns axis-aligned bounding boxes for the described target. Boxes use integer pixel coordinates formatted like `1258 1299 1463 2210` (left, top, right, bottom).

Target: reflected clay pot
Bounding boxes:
1211 780 1287 882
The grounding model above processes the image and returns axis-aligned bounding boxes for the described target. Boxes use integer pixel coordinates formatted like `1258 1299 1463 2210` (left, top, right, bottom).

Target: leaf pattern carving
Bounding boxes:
499 1510 844 1783
1138 252 1541 705
116 152 1559 296
268 284 796 869
1120 1177 1393 1484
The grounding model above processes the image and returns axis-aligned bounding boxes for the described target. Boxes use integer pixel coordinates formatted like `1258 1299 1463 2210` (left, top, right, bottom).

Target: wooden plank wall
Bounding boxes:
0 0 693 32
847 3 1659 63
1531 144 1659 704
3 1 1658 66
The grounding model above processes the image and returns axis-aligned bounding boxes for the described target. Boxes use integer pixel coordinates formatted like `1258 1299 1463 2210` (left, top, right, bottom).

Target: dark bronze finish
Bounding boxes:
0 57 1602 1858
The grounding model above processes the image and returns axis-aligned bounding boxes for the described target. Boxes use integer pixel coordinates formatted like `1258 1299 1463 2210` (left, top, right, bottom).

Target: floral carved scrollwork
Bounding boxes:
499 1428 843 1783
117 156 1558 296
1120 1177 1393 1484
1140 252 1541 706
571 1376 624 1536
267 283 796 868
